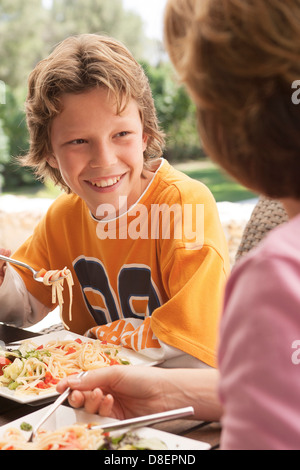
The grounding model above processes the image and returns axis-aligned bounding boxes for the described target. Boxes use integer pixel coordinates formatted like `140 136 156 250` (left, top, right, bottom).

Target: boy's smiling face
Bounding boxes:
49 87 150 219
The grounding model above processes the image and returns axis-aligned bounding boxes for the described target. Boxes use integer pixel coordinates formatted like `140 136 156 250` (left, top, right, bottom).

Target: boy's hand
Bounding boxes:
0 249 11 286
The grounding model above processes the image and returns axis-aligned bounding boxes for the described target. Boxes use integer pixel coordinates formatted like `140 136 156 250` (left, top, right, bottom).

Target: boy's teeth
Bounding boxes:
91 176 121 188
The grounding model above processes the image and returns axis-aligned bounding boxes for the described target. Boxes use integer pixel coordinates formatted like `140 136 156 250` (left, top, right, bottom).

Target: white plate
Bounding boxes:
0 331 159 404
0 405 211 450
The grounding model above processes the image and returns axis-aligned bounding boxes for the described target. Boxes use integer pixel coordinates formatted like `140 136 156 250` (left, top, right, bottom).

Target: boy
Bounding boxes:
0 34 229 367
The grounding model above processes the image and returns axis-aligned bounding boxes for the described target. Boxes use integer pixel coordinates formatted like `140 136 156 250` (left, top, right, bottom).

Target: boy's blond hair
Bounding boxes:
22 34 165 192
164 0 300 199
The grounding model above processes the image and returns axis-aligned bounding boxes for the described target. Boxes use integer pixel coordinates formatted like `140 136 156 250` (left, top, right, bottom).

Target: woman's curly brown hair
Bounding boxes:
164 0 300 199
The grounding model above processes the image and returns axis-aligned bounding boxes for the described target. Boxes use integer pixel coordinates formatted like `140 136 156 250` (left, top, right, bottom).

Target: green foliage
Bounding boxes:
143 62 204 162
0 0 50 89
0 119 9 162
0 85 31 188
0 0 146 89
181 163 256 203
47 0 146 60
0 118 9 190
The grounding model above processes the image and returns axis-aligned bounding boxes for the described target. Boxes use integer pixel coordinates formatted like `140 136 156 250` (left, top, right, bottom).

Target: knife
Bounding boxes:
89 406 195 433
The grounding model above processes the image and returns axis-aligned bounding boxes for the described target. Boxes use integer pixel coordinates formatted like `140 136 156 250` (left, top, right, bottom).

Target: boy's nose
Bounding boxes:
89 141 118 168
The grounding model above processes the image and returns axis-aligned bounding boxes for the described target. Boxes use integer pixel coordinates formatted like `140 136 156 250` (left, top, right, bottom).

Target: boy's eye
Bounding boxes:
116 131 129 138
70 139 86 145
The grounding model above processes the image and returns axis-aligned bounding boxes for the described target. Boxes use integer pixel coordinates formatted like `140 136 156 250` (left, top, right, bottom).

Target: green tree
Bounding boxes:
48 0 145 60
0 0 146 90
144 62 204 161
0 0 49 88
0 118 9 191
0 86 31 188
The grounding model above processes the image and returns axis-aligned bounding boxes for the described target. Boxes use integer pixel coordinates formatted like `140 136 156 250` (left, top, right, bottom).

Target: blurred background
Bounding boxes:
0 0 256 202
0 0 257 268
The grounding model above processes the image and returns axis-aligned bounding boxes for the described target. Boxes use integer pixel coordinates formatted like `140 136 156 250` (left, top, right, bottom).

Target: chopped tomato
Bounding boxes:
109 358 120 366
44 372 59 385
36 345 44 350
0 357 11 376
57 432 82 450
75 338 82 344
36 381 50 389
44 372 53 384
66 347 76 355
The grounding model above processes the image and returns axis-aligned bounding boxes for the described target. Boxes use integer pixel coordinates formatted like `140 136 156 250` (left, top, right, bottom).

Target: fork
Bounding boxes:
27 371 88 442
0 254 64 283
89 406 195 433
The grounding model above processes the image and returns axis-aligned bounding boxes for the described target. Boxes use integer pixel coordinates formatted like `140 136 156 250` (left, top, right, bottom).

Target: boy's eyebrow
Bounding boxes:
55 117 140 138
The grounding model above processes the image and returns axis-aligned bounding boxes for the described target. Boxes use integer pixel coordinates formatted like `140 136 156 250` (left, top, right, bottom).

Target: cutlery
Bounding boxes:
89 406 195 433
0 341 22 350
27 371 88 442
0 254 65 283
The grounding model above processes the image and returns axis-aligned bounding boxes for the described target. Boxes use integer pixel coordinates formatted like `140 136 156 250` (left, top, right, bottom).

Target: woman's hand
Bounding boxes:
56 366 222 422
57 366 173 420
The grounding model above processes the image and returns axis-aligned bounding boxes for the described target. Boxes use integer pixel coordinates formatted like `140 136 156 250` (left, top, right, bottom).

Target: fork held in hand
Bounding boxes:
27 371 88 442
0 254 45 282
0 254 64 283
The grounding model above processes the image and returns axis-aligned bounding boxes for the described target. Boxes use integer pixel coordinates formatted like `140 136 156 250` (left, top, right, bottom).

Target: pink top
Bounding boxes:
218 213 300 450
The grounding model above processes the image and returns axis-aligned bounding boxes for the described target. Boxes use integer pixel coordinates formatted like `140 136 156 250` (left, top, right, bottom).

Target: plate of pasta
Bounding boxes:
0 405 211 450
0 331 157 404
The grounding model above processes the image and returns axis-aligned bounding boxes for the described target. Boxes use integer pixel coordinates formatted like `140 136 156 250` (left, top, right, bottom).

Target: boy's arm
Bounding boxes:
86 317 211 367
0 263 51 328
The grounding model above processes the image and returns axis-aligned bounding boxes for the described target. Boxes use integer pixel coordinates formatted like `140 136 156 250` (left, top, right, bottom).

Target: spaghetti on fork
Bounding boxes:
38 267 74 330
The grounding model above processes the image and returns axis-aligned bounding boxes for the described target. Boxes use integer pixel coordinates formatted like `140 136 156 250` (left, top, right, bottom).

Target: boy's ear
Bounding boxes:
47 154 59 169
142 133 149 152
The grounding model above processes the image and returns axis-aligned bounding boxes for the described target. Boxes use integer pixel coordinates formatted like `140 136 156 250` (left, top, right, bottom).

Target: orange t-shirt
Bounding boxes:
13 160 229 366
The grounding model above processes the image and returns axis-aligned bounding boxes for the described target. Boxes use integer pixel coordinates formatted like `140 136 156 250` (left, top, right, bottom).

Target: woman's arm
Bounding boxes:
57 366 222 422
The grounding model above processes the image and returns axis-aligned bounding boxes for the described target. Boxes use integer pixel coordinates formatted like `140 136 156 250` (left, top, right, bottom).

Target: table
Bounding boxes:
153 419 221 450
0 325 221 450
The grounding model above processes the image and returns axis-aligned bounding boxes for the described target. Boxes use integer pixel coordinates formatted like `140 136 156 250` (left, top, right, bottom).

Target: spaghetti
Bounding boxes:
0 424 167 450
38 267 74 330
0 338 130 396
